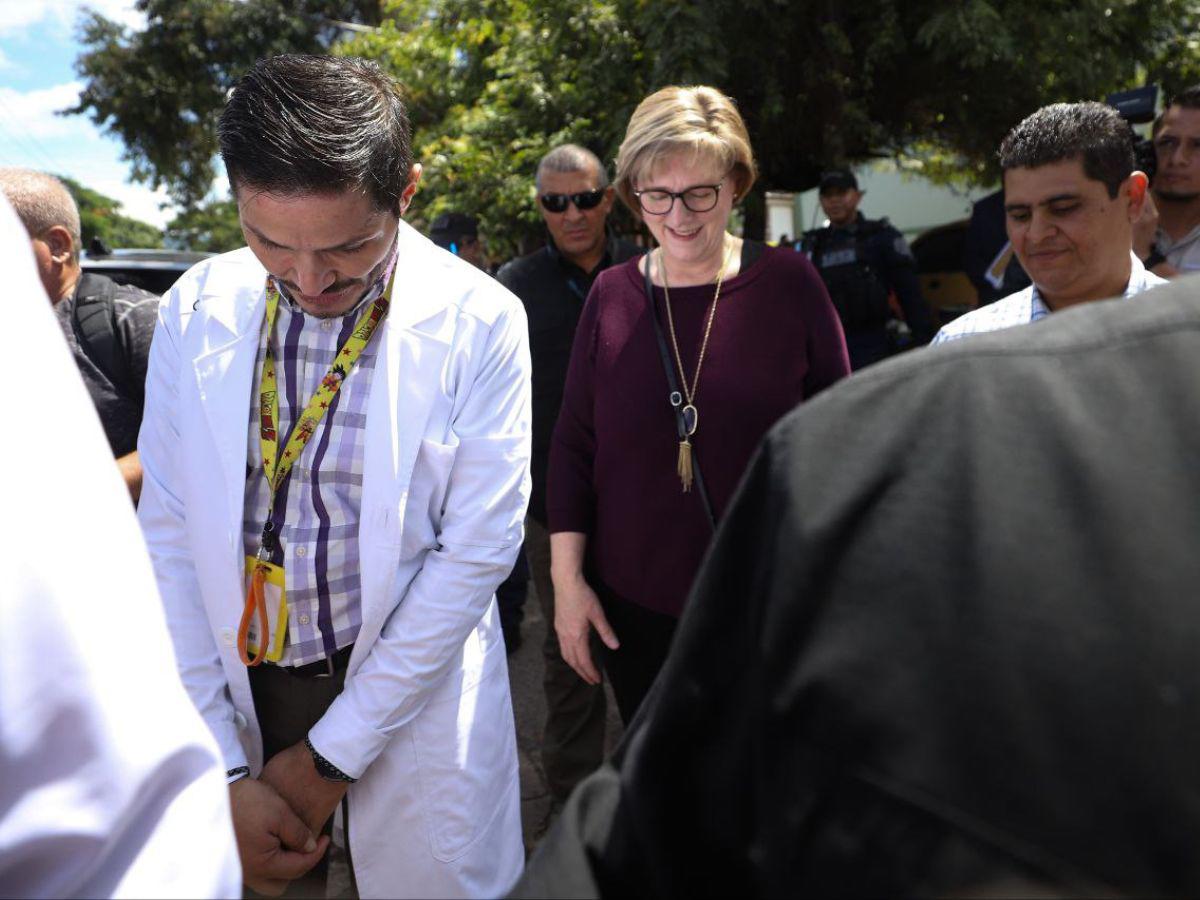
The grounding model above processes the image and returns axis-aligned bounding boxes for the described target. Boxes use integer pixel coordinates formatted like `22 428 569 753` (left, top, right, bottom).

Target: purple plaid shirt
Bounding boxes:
242 249 396 667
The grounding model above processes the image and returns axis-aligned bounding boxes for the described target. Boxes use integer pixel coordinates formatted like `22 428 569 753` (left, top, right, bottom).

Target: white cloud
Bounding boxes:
0 78 174 229
89 175 175 228
0 0 144 37
0 81 87 142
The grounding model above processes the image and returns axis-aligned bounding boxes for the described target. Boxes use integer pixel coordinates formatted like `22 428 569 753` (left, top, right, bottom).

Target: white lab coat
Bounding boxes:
0 196 240 898
136 221 530 898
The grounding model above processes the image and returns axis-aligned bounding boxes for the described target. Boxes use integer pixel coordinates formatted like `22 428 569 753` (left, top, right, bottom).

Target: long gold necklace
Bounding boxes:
660 238 734 492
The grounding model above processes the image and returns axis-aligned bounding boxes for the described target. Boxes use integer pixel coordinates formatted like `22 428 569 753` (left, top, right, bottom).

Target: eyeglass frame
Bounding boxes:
539 188 608 214
632 180 727 216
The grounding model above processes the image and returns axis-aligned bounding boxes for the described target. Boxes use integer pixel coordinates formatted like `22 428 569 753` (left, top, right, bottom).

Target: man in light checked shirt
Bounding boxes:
934 102 1167 345
137 55 530 898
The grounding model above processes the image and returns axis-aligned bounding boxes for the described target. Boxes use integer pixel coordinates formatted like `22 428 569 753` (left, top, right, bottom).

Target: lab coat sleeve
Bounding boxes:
137 286 249 774
309 295 532 778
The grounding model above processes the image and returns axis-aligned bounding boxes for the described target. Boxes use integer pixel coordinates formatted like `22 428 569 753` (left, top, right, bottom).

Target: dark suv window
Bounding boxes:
81 250 213 295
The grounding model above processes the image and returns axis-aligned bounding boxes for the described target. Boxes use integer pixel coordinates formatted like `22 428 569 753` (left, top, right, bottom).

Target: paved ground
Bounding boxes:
505 585 623 856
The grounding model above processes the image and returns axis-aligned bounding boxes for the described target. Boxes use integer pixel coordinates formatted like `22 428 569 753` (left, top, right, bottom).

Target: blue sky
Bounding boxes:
0 1 176 227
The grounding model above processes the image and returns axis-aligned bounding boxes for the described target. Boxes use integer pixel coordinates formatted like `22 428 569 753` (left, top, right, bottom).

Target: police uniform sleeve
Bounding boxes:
879 224 935 342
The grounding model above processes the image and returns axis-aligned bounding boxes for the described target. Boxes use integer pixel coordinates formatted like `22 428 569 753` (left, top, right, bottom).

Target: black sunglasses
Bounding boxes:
539 188 606 213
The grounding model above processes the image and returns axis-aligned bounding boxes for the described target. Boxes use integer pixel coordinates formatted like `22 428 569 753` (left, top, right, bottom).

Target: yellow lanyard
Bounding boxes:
255 271 394 555
238 273 393 668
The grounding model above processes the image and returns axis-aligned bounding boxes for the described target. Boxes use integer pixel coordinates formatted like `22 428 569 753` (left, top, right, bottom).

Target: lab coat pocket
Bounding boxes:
412 678 513 861
400 437 458 555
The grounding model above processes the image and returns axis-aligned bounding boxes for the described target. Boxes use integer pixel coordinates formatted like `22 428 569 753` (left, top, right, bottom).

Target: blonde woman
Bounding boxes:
546 86 851 722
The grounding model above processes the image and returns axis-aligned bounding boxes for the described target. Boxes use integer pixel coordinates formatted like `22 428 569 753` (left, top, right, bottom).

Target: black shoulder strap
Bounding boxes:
73 274 133 392
642 253 717 532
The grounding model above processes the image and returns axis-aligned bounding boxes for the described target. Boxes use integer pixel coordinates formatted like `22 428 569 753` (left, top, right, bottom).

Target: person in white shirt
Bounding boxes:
935 102 1166 345
0 194 240 897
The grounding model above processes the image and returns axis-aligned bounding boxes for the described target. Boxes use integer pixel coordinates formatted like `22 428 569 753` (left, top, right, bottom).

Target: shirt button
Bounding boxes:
321 320 333 331
220 627 235 647
296 546 307 558
298 614 311 625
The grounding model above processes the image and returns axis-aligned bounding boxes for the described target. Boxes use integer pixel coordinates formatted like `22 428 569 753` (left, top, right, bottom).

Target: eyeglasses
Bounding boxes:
539 189 607 213
633 182 724 216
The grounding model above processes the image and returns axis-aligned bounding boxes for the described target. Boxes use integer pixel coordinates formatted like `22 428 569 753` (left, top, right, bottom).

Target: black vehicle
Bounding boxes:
80 240 212 295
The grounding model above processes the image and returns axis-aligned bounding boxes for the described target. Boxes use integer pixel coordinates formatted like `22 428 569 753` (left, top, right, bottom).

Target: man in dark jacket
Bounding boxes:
801 169 935 369
1 168 158 501
497 144 639 817
516 275 1200 898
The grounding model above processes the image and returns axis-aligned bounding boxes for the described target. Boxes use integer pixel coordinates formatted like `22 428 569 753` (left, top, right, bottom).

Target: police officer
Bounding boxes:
801 169 934 370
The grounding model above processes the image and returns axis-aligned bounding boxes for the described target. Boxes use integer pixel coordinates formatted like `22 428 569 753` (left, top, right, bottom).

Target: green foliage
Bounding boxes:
1146 0 1200 99
58 175 162 249
71 0 1200 248
347 0 649 257
69 0 378 208
165 198 243 252
348 0 1197 250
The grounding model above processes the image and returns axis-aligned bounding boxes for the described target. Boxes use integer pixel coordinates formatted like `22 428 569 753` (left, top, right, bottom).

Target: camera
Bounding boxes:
1106 85 1160 183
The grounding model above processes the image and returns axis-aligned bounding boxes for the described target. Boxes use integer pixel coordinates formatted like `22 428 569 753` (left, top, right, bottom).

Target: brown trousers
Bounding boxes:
246 662 355 899
525 516 609 807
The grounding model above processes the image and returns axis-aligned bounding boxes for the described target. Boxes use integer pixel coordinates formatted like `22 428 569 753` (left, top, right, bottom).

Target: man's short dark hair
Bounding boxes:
998 102 1134 199
1153 84 1200 136
219 54 413 214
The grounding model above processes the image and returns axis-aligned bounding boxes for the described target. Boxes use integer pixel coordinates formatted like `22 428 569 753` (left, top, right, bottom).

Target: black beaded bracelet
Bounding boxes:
226 766 250 782
305 737 357 783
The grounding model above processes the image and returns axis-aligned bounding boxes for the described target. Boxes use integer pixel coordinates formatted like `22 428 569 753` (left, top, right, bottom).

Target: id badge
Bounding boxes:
243 556 289 662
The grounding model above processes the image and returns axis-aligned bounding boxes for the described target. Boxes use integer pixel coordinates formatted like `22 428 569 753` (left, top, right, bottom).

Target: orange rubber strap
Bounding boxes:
237 564 270 667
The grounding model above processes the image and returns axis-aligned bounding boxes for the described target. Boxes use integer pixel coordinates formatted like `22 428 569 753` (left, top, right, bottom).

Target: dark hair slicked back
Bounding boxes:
219 55 413 213
999 102 1134 199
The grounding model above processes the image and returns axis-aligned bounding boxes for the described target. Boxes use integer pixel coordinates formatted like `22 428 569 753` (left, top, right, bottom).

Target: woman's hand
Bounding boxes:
553 574 619 684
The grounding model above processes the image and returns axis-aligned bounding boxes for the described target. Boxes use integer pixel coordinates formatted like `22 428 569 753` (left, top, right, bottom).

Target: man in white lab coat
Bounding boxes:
136 55 530 897
0 195 240 897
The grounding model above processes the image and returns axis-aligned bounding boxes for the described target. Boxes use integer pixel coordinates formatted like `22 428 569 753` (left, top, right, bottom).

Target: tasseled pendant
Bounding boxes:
677 438 694 492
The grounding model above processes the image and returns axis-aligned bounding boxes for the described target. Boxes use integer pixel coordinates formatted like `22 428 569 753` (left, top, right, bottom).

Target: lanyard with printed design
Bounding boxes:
237 271 394 667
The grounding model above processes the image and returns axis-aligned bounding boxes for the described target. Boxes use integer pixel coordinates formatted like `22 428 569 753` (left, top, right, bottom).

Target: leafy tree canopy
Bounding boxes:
69 0 379 208
71 0 1200 251
346 0 648 256
164 198 243 252
59 175 162 250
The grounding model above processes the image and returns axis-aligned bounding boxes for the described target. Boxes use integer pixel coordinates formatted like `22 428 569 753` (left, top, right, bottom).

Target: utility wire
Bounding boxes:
0 91 66 172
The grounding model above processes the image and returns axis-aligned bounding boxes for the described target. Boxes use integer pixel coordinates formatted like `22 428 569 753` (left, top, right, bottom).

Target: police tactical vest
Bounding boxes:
805 221 892 334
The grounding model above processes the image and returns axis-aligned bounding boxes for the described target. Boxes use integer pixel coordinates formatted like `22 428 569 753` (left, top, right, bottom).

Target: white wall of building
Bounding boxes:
767 161 995 243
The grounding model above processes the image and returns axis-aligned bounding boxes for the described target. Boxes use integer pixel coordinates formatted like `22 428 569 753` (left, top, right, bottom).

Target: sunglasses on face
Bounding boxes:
539 188 606 213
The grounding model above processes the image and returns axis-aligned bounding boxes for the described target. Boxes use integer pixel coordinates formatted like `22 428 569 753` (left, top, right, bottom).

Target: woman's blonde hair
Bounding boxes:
614 85 757 214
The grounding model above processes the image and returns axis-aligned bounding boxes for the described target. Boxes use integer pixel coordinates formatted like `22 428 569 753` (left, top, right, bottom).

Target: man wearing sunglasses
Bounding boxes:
497 144 638 825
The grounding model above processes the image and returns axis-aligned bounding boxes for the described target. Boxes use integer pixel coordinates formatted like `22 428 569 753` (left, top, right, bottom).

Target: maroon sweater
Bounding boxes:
547 246 850 617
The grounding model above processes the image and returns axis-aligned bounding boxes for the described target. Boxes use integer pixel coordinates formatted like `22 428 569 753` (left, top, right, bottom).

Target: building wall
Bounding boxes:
769 161 995 243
